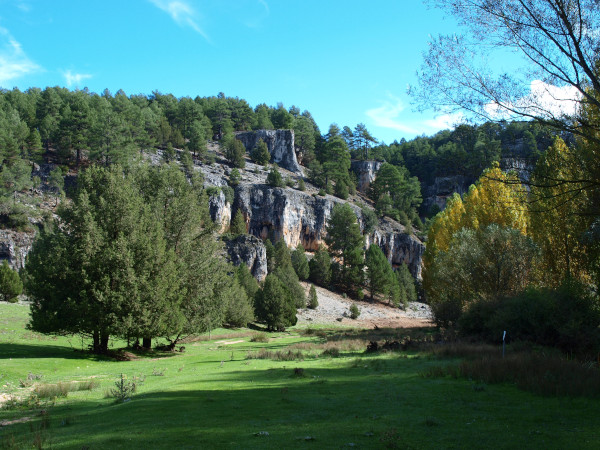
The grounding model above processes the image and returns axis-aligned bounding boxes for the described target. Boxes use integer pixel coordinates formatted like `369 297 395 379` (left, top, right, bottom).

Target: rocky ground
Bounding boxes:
297 282 433 329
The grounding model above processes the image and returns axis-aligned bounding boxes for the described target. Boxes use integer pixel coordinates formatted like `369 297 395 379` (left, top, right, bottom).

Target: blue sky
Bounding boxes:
0 0 465 143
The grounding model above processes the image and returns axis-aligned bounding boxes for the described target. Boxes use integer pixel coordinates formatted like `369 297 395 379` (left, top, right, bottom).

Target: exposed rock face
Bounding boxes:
421 175 470 213
0 230 35 270
500 157 534 184
208 190 231 233
224 234 268 281
235 130 303 175
213 183 425 279
350 160 383 193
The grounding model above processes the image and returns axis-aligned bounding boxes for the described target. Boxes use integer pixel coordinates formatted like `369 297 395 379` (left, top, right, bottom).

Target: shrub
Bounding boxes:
250 333 269 343
349 303 360 319
229 168 241 186
230 210 246 235
458 280 600 357
297 178 306 191
0 261 22 302
108 374 143 403
266 166 284 188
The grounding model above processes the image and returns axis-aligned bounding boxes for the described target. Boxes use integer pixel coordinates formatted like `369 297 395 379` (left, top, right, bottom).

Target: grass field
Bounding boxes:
1 301 599 449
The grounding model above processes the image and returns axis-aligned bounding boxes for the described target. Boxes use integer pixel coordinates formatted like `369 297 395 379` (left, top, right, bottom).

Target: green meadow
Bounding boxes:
1 302 599 449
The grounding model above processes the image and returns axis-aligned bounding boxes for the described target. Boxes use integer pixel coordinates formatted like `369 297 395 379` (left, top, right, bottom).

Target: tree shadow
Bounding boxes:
0 343 109 361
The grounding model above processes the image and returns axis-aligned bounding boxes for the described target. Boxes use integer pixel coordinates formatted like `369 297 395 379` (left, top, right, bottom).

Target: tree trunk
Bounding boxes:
92 330 100 353
142 337 152 350
100 333 109 353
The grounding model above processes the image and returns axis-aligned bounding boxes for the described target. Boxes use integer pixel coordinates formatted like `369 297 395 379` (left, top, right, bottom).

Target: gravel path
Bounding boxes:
297 282 433 328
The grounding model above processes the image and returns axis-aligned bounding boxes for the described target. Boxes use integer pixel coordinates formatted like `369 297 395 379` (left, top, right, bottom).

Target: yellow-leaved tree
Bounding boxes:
529 137 592 285
423 164 531 326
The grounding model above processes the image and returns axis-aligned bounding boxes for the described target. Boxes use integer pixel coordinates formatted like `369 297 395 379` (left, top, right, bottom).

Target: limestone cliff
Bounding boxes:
0 230 35 271
235 130 303 175
350 160 383 193
421 175 470 213
224 234 268 281
210 182 425 279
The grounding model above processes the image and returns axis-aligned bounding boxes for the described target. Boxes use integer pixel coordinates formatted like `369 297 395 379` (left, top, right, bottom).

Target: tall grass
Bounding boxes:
423 351 600 397
34 380 98 399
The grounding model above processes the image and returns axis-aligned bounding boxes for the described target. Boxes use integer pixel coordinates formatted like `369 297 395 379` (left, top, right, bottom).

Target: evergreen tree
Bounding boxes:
230 210 246 235
254 274 297 331
226 139 246 168
365 244 394 301
250 138 271 165
264 238 275 273
325 203 365 293
396 263 417 304
223 278 254 327
308 284 318 309
291 243 310 280
266 165 284 187
229 167 241 186
309 245 332 287
0 261 22 302
235 263 259 299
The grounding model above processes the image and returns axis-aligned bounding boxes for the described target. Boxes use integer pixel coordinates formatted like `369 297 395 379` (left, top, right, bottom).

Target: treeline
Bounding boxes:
0 87 322 168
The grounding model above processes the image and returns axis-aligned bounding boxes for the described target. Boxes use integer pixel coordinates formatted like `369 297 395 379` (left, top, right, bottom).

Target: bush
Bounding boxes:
0 261 22 302
458 281 600 358
108 374 143 403
291 243 310 280
297 178 306 191
229 168 241 186
266 166 284 188
349 303 360 319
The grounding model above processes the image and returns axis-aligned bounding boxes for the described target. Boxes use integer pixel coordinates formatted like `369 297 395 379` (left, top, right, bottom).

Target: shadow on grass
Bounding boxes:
0 343 109 361
9 361 598 450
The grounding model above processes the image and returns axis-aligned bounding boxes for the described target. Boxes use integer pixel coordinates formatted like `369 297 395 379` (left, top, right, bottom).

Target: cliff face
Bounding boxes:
235 130 303 175
421 175 470 213
210 183 425 279
224 234 268 281
0 230 35 271
350 160 383 193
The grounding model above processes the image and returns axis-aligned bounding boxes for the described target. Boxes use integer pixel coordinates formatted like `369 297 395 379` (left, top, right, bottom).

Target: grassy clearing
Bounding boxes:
1 302 600 448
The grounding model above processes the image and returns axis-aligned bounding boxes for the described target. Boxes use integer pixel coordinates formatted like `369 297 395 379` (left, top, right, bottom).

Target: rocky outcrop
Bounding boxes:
235 130 303 175
208 190 231 233
421 175 470 213
224 234 268 281
0 230 36 270
500 157 534 184
212 183 425 279
350 160 382 193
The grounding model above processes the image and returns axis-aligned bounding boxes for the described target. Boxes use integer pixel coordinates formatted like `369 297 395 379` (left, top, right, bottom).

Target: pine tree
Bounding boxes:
226 139 246 168
325 203 365 293
229 168 241 186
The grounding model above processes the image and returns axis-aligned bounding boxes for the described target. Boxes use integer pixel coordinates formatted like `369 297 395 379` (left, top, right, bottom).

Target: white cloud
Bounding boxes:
485 80 580 120
0 27 40 85
367 93 464 136
423 112 465 131
62 70 92 88
149 0 210 42
366 93 420 135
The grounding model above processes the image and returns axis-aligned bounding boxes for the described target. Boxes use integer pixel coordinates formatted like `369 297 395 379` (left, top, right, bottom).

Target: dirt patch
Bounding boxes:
216 340 245 345
0 416 33 427
297 282 433 328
